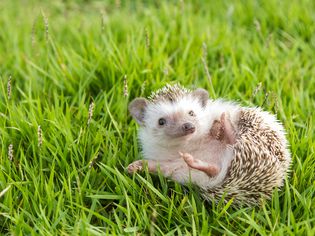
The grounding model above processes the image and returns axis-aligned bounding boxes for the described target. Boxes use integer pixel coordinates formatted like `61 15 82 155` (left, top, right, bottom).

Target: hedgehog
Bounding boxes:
127 83 291 206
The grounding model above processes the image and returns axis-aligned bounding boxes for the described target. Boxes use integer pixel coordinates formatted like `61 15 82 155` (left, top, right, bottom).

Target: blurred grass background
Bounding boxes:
0 0 314 235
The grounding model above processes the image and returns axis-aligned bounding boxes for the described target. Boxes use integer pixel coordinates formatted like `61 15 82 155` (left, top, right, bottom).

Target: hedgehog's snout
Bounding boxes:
182 122 195 134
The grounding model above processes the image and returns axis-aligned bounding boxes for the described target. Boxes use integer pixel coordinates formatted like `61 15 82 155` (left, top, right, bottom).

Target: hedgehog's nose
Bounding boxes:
182 123 195 134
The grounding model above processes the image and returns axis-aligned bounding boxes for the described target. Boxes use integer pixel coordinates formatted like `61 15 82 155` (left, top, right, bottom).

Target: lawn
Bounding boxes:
0 0 314 235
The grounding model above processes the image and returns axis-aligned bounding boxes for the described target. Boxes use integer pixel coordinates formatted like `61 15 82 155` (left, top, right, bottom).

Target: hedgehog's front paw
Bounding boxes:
127 160 144 173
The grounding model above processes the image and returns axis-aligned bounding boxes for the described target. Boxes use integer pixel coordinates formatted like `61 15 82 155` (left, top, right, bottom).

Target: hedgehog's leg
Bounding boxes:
220 112 236 145
180 152 220 177
127 160 175 175
128 159 214 187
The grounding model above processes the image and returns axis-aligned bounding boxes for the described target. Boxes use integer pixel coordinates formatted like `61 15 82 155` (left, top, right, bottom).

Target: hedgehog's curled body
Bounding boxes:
128 84 291 206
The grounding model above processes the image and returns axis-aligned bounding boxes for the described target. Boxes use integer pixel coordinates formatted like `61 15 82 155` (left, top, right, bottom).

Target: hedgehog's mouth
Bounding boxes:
170 127 196 138
183 127 195 135
182 122 196 136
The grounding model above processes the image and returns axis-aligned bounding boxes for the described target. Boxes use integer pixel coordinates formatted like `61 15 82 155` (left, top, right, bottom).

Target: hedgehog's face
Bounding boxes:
129 88 209 146
147 102 200 141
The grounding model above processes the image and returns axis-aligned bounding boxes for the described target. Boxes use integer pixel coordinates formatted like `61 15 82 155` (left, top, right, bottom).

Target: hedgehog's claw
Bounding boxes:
127 160 143 173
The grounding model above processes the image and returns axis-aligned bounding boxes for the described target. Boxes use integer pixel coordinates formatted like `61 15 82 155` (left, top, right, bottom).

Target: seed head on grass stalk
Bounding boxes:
266 33 273 48
31 16 37 48
8 144 13 161
219 53 225 67
251 82 262 101
179 0 185 12
100 10 107 32
123 75 128 98
89 153 99 169
7 75 11 99
41 9 49 42
115 0 121 8
149 208 158 235
254 19 261 34
262 89 270 107
38 125 43 147
88 101 95 126
272 92 279 114
163 67 169 76
140 80 147 96
76 175 81 195
145 28 150 49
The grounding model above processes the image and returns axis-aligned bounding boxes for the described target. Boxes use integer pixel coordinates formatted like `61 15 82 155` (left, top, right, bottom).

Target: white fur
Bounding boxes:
140 96 212 160
137 95 243 189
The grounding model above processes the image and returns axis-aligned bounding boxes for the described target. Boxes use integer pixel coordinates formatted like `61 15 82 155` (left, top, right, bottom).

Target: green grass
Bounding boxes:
0 0 314 235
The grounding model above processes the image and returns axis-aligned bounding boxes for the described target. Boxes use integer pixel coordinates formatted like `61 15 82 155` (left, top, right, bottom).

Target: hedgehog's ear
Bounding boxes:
128 98 148 125
192 88 209 107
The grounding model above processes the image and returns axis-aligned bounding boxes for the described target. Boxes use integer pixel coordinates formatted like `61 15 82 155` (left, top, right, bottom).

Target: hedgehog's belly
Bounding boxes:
190 139 231 166
188 139 235 188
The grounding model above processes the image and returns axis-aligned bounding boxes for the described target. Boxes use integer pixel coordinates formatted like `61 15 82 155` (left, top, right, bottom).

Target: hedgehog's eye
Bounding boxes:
188 111 195 116
158 118 166 126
